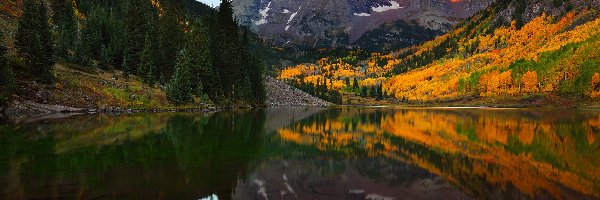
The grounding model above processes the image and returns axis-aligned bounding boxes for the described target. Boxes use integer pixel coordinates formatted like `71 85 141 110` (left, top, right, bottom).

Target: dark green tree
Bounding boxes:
376 84 383 100
353 77 359 89
213 0 241 99
99 44 111 70
360 86 368 97
107 13 125 69
248 53 266 106
139 34 159 85
122 0 149 76
78 7 105 67
159 0 185 79
52 0 77 60
16 0 54 83
187 19 218 98
166 49 193 105
0 30 16 104
345 77 350 87
370 86 377 98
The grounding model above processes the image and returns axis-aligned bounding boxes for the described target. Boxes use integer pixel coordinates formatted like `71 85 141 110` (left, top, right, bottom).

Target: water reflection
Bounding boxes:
0 108 598 199
274 108 600 199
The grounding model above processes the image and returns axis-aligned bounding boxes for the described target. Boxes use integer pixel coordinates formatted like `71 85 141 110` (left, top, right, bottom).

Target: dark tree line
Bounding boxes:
0 29 17 104
5 0 266 106
290 76 343 104
359 84 384 100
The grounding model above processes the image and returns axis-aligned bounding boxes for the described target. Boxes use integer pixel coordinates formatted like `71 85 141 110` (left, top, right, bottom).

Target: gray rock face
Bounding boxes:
494 0 600 26
232 0 493 48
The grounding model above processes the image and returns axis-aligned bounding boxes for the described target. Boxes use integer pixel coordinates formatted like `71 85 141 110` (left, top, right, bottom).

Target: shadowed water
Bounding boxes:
0 107 599 199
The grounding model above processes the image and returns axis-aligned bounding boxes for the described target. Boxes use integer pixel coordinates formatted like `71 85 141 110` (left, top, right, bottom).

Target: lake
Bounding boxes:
0 107 599 199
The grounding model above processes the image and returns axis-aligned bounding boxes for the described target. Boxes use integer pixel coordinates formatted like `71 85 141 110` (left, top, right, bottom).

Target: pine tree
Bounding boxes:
166 49 192 105
99 44 111 70
159 0 185 79
345 77 350 87
53 0 77 60
249 53 266 106
0 30 16 104
139 34 158 85
122 0 149 76
370 86 377 98
353 77 359 89
80 8 105 63
361 86 367 97
376 84 383 100
107 13 125 69
16 0 54 83
213 0 241 99
237 28 252 101
15 0 37 61
187 19 217 98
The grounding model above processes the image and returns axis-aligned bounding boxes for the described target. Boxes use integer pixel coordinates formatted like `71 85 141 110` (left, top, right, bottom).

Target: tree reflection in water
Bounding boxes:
0 108 598 199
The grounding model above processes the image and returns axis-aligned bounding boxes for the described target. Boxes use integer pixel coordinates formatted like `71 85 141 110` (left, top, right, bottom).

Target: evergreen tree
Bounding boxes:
237 28 252 101
159 0 185 79
376 84 384 100
16 0 37 61
53 0 77 60
187 19 218 98
16 0 54 83
213 0 241 99
107 13 125 69
99 44 111 70
166 49 193 105
0 30 16 104
248 53 266 106
345 77 350 87
327 90 342 104
139 34 158 85
370 86 377 98
353 77 359 89
80 8 106 63
122 0 149 76
360 86 368 97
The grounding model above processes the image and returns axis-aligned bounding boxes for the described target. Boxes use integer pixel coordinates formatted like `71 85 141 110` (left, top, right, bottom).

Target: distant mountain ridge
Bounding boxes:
232 0 493 49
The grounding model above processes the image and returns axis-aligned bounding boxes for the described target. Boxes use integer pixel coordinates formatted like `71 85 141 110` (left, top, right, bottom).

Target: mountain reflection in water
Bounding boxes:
0 107 598 199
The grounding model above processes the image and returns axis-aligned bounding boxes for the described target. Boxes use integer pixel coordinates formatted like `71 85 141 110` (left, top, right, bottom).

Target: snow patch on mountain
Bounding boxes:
254 2 272 25
285 6 301 31
354 13 371 17
372 1 402 13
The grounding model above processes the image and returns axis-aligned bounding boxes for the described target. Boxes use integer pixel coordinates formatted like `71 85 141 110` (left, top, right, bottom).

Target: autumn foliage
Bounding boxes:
384 12 600 101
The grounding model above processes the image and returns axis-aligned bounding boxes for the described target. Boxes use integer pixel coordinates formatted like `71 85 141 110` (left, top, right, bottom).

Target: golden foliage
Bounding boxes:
385 12 600 101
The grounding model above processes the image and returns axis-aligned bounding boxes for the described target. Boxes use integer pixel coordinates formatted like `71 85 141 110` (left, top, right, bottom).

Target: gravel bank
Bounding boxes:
265 76 332 107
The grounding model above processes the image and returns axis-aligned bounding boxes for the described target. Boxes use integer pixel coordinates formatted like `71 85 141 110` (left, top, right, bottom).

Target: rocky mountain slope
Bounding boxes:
232 0 493 48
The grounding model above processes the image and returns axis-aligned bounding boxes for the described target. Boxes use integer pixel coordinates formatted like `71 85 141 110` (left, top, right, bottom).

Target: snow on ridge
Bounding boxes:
254 2 272 25
285 6 301 31
283 9 290 13
354 13 371 17
372 1 403 13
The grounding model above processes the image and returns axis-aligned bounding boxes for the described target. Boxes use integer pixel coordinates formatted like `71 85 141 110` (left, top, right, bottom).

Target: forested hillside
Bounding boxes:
0 0 266 109
277 0 600 106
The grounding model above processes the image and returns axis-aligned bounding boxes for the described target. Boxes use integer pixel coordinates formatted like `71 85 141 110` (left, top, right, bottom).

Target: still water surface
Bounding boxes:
0 107 599 199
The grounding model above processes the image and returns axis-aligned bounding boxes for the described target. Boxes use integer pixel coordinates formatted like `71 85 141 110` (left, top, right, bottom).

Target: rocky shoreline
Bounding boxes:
0 77 333 124
0 100 221 124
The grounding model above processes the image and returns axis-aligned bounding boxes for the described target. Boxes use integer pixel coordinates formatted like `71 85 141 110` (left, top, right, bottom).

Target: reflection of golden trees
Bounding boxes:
276 109 600 199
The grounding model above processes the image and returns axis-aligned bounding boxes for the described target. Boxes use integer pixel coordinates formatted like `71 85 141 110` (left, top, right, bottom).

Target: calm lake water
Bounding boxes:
0 107 599 199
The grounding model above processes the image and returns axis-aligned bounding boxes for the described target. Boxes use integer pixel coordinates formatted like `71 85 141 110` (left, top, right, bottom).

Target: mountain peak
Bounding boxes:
233 0 493 49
